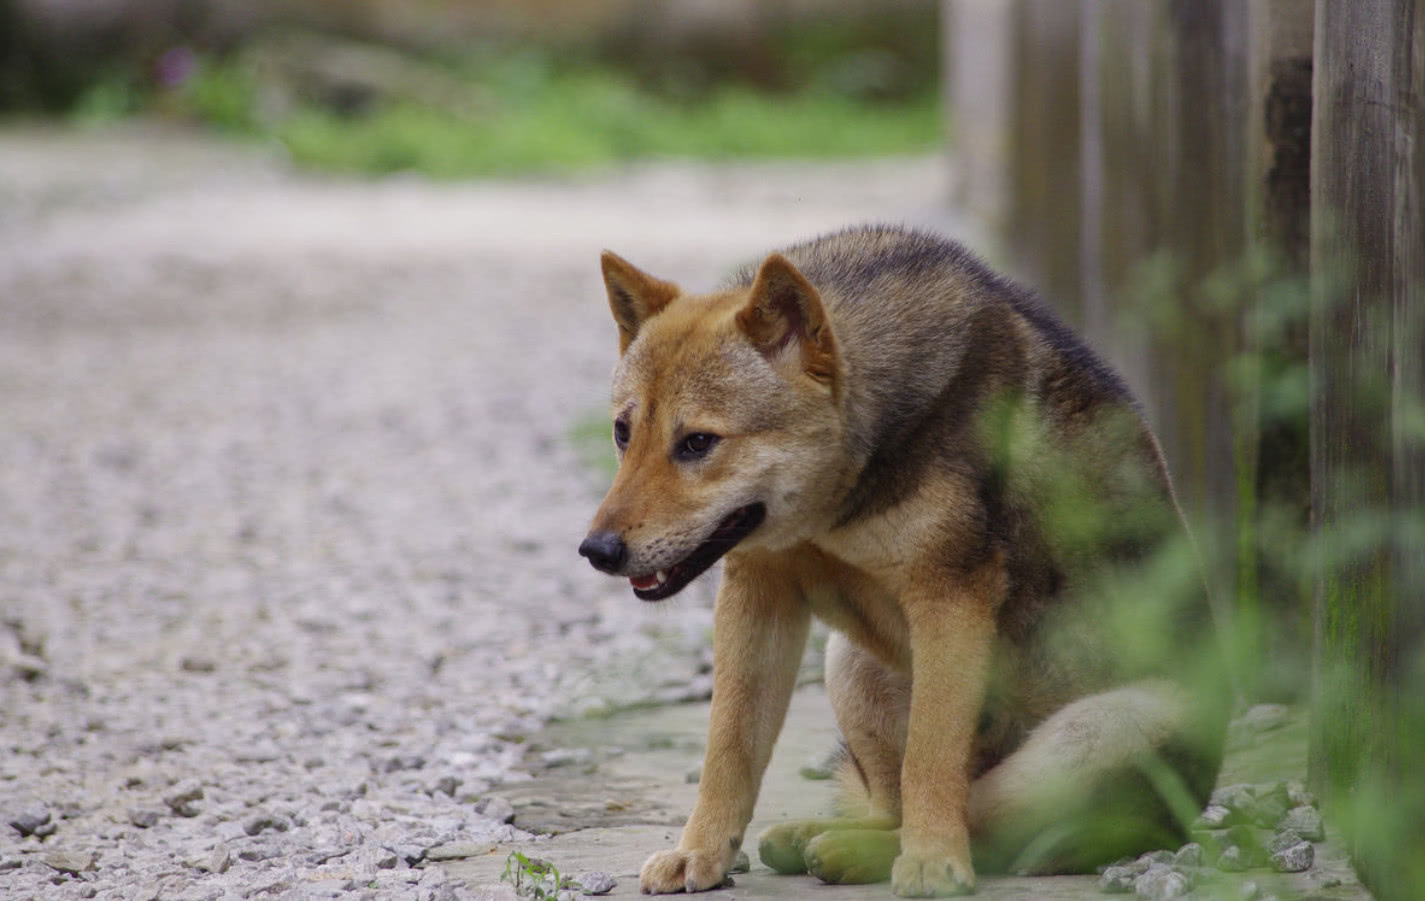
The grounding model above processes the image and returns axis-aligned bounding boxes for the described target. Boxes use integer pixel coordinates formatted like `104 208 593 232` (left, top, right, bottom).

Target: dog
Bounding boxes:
578 225 1228 896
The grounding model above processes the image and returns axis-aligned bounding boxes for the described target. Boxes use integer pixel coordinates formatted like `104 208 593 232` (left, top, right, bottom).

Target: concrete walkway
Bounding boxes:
446 689 1370 900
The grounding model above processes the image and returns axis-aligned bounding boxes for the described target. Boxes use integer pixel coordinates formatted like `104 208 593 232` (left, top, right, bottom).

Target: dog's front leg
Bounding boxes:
892 559 1004 898
640 557 810 894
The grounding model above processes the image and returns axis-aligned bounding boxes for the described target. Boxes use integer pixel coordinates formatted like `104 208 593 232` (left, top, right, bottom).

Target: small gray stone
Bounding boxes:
8 806 52 837
132 883 161 901
684 767 701 784
1266 828 1303 856
214 821 247 842
1136 850 1175 868
431 775 461 797
163 779 203 817
308 847 352 865
237 843 280 862
387 843 426 866
1097 865 1138 893
1285 781 1317 809
208 845 232 874
0 858 22 871
1280 805 1324 841
31 820 57 838
1210 784 1256 815
384 754 426 773
242 812 290 836
306 878 351 896
1239 880 1261 900
424 842 495 862
1108 856 1151 875
575 871 616 895
1135 864 1190 900
1247 783 1289 826
479 797 515 824
729 849 750 874
179 655 216 673
42 850 97 875
10 653 47 680
539 748 593 768
1269 840 1313 873
128 807 162 829
1196 804 1232 828
1172 842 1203 868
1216 845 1247 872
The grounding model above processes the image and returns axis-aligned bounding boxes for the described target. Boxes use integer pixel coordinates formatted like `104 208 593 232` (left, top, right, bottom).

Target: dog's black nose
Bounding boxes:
579 531 627 574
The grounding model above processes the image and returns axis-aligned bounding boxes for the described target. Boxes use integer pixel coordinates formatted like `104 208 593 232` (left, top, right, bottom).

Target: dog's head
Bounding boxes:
578 250 848 600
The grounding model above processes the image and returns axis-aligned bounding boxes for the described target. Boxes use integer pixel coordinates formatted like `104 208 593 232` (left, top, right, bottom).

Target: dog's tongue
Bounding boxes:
630 573 659 591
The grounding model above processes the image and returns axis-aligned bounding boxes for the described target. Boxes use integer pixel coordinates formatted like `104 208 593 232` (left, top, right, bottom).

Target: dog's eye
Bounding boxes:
676 432 719 461
613 419 630 450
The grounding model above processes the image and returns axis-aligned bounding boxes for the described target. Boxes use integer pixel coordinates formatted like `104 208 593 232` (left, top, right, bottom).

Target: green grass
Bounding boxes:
501 850 576 899
277 84 940 178
78 47 942 179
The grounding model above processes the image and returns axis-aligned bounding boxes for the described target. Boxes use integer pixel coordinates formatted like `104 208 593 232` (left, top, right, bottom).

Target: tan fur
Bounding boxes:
581 227 1228 897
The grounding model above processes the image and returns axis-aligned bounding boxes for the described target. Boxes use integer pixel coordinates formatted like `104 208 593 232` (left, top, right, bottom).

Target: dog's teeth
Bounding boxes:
656 570 668 585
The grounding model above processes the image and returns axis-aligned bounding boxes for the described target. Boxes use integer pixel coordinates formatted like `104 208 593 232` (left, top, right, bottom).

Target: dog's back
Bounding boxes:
735 225 1226 790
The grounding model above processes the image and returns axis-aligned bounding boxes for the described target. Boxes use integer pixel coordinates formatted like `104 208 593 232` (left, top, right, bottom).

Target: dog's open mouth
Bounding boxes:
627 503 766 601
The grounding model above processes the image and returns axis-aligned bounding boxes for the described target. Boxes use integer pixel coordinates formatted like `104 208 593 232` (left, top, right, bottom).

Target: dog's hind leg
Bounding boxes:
759 632 907 882
968 679 1224 875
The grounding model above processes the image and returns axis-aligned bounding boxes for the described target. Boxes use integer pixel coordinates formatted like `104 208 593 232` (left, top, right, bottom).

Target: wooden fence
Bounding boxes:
943 1 1423 896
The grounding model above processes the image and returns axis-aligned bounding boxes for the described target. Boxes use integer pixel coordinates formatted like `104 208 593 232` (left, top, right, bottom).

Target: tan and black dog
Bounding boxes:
578 226 1228 897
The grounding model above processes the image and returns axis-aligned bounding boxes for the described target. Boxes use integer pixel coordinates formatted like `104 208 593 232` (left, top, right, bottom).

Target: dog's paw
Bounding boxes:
756 821 824 874
805 829 899 885
890 847 975 897
639 848 729 894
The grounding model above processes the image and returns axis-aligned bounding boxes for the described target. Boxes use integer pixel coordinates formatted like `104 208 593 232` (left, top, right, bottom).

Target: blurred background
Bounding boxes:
1 2 1421 899
0 0 943 173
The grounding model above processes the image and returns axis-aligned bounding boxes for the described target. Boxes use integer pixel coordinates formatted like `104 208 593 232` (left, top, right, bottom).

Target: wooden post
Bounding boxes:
1080 0 1162 402
1310 1 1425 896
1237 1 1314 699
1117 2 1250 633
944 0 1015 234
1007 0 1083 322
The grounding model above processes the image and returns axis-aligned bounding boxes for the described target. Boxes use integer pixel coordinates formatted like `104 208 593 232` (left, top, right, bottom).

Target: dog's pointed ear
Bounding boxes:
736 253 839 388
601 251 680 354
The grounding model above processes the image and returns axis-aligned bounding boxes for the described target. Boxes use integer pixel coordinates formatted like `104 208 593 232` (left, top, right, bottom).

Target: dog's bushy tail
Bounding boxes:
825 739 879 818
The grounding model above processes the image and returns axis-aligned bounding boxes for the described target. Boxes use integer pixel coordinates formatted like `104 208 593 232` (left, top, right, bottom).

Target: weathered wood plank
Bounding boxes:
1309 0 1425 896
944 0 1015 232
1007 0 1083 321
1238 0 1314 699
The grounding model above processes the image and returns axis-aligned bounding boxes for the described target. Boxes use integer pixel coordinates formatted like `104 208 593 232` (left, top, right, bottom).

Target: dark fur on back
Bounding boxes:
737 225 1222 782
728 225 1134 414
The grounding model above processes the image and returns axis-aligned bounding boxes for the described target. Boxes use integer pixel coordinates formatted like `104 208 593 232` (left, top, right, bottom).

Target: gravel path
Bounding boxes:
0 127 965 900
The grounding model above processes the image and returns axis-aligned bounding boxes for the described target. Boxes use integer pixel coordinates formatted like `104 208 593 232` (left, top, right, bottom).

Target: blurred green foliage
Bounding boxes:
273 81 940 177
58 32 941 178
